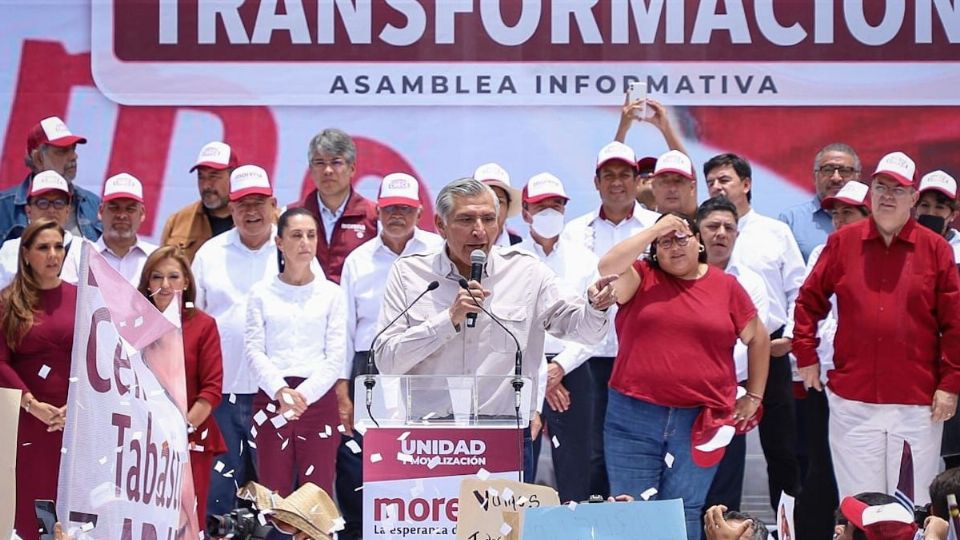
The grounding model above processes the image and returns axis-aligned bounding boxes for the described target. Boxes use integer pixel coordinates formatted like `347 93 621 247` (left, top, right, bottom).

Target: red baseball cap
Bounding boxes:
378 173 421 208
821 181 870 210
839 497 918 540
26 116 87 156
190 141 239 172
229 165 273 201
872 152 916 187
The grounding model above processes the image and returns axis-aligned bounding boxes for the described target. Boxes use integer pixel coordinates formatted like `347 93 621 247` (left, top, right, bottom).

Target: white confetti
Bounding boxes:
422 412 437 420
305 465 315 476
354 421 368 435
248 440 257 449
337 424 347 434
500 523 512 535
38 364 51 379
228 393 237 404
270 415 288 429
281 393 295 405
193 445 205 452
397 431 411 441
223 469 234 478
250 426 258 438
296 436 306 441
265 403 277 413
487 488 499 498
324 425 333 436
60 447 67 455
502 487 514 501
566 501 578 511
200 429 209 441
118 321 126 328
369 453 383 463
185 302 195 309
397 452 414 464
133 316 143 328
80 522 94 532
253 410 268 426
98 456 107 465
331 517 346 532
427 456 441 469
552 435 561 448
346 440 362 454
640 487 658 500
476 467 490 481
665 453 675 468
281 439 289 451
516 496 529 507
68 377 78 383
214 461 225 473
131 431 143 441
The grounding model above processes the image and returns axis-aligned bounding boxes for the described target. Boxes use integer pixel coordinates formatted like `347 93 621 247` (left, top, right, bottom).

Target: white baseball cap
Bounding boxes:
821 180 870 210
102 173 144 203
190 141 239 172
523 173 569 204
872 151 916 187
27 116 87 155
596 141 637 170
918 170 957 200
654 150 695 180
230 165 273 201
29 171 70 198
474 162 521 217
378 173 421 208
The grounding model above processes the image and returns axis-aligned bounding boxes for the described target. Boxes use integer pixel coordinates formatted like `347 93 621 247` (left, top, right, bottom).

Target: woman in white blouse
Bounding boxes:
245 207 347 498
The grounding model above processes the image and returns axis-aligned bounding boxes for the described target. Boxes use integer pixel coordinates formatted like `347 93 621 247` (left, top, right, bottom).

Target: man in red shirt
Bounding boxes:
794 151 960 506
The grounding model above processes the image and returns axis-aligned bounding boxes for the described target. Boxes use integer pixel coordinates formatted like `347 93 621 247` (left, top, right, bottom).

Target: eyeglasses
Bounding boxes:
310 158 348 170
871 182 912 197
656 233 691 250
816 165 859 179
31 199 69 210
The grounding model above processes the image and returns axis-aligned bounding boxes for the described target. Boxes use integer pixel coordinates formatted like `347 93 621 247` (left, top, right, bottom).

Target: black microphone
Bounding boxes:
364 280 440 414
457 278 524 407
465 249 486 328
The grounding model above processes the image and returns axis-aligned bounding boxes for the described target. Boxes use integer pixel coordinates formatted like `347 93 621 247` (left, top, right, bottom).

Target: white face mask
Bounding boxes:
531 208 565 239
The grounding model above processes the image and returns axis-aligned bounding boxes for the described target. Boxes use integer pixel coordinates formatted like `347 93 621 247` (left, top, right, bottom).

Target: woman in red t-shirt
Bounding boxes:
598 213 770 540
137 246 226 524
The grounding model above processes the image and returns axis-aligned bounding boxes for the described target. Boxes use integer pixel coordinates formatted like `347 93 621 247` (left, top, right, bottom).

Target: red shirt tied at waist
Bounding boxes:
293 189 377 284
793 218 960 405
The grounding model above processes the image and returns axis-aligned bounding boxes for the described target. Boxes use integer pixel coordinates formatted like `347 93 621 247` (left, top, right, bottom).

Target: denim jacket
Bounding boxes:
0 173 103 242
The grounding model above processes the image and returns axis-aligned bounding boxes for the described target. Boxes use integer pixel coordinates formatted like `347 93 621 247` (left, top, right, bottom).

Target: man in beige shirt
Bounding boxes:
374 178 615 478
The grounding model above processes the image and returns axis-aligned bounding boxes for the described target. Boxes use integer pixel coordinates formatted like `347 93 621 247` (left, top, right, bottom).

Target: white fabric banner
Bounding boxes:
56 243 199 539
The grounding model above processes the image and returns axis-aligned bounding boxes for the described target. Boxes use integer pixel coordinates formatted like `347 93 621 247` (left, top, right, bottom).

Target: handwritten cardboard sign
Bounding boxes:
456 479 560 540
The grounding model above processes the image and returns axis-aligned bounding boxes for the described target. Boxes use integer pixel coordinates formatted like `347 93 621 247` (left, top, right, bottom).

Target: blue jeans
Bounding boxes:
207 394 258 517
604 390 718 540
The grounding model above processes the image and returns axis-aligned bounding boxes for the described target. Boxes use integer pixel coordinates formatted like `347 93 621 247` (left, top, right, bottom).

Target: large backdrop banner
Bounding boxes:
56 243 198 539
1 1 959 242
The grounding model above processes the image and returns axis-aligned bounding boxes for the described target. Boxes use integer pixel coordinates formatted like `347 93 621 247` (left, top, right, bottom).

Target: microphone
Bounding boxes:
457 278 524 408
364 281 441 417
465 250 486 328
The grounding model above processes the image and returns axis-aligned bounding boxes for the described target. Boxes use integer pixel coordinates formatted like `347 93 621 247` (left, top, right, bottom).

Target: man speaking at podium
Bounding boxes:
374 177 617 477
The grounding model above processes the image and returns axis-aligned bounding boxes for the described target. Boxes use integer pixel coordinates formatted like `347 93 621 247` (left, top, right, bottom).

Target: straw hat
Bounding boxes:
272 483 344 540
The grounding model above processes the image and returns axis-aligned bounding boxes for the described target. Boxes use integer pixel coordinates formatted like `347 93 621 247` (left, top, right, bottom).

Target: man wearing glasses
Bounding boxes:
0 170 82 287
294 128 378 284
779 144 862 262
795 151 960 508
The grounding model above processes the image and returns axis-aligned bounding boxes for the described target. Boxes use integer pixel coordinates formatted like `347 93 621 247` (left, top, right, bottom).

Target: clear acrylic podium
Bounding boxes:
354 374 535 427
355 374 534 539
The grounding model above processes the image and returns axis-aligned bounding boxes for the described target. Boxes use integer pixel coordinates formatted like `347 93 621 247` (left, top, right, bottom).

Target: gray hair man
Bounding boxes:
375 177 617 482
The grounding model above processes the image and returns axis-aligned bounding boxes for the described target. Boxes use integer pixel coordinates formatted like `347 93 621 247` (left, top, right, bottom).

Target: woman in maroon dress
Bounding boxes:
137 246 225 523
0 219 75 540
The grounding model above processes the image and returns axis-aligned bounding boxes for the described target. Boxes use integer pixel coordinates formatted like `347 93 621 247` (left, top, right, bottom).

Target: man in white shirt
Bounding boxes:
337 173 442 534
518 172 599 503
695 194 772 515
0 170 82 287
562 141 660 497
704 153 805 513
93 173 157 284
376 177 616 482
193 165 314 516
474 162 523 246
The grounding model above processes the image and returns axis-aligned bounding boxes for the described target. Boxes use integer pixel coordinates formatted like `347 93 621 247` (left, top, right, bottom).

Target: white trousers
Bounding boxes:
827 388 943 506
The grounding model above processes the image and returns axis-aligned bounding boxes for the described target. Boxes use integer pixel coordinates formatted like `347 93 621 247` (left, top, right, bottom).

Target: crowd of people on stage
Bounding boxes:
1 102 959 540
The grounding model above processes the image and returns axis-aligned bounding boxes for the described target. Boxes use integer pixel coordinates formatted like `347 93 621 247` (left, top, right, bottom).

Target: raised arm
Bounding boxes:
597 215 687 303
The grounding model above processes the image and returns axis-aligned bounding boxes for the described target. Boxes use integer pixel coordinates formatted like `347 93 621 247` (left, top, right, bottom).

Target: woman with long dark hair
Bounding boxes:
137 245 225 523
245 207 347 497
0 218 75 540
